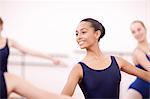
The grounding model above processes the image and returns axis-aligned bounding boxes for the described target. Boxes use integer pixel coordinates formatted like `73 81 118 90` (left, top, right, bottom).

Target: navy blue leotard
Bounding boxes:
0 39 9 72
0 71 8 99
129 54 150 98
78 56 121 99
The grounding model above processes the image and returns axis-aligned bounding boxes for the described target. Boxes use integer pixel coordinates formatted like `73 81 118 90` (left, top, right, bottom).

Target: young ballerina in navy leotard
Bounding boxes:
126 20 150 99
61 18 150 99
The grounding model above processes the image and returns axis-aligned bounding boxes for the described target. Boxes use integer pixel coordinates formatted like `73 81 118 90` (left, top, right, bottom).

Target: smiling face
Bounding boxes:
130 21 147 43
75 21 100 49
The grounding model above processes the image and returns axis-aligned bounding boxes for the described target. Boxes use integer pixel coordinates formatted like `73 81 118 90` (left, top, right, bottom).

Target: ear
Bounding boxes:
0 25 3 32
95 30 101 40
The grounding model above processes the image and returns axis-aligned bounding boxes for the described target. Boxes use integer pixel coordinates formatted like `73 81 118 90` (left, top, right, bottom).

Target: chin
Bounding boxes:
79 46 86 49
137 38 145 43
80 47 85 49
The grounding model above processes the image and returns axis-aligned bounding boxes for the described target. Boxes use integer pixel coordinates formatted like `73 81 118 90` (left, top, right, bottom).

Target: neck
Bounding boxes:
138 38 149 51
86 43 104 59
0 35 2 40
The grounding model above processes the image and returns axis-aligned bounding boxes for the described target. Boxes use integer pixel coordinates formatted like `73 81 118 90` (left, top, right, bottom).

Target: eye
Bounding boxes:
133 31 135 34
75 32 78 36
81 31 87 34
131 30 135 34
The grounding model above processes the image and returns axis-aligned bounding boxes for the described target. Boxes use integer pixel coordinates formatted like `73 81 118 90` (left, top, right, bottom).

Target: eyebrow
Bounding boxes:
81 28 88 30
77 28 88 31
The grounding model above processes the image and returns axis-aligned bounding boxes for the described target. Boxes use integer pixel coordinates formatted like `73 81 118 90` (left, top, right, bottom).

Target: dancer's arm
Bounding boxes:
116 57 150 82
61 64 82 96
8 38 60 65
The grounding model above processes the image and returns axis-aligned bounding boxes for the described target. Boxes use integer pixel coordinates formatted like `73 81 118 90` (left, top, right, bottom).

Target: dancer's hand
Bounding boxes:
52 59 67 67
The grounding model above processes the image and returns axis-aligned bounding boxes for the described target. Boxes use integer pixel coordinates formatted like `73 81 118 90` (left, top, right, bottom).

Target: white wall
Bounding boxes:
0 0 149 54
146 0 150 39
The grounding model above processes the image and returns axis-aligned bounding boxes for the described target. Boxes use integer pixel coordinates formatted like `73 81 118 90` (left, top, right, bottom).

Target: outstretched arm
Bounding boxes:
4 72 74 99
61 64 82 96
116 57 150 82
8 38 61 65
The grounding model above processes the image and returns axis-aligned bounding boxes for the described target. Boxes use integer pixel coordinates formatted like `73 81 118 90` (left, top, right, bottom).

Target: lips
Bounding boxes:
78 41 84 45
136 34 142 40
